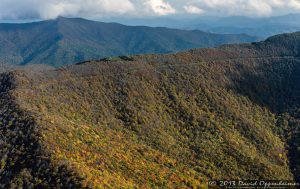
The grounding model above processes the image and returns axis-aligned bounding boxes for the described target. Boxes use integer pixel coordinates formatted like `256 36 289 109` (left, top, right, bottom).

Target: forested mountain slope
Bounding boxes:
0 17 258 67
1 32 300 188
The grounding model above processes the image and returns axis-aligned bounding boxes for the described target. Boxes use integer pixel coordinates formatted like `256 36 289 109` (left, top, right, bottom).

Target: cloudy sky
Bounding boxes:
0 0 300 20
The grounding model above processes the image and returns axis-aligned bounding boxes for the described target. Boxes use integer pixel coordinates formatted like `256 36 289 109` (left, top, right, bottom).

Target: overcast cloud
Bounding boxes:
0 0 299 20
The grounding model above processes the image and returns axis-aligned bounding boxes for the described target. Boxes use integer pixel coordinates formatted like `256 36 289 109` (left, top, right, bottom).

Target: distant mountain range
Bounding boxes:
110 14 300 38
0 17 258 67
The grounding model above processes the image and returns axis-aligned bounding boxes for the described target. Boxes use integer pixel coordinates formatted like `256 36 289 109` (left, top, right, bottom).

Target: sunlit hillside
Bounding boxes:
1 32 300 188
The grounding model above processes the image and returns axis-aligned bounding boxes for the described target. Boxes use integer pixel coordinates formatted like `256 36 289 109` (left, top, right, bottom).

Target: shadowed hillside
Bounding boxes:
0 17 258 67
1 32 300 188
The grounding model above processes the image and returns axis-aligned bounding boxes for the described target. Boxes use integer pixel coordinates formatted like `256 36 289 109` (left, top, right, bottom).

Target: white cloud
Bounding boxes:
0 0 299 20
184 5 204 14
288 0 300 10
186 0 300 17
192 0 274 16
268 0 285 7
0 0 136 19
246 0 273 16
145 0 176 16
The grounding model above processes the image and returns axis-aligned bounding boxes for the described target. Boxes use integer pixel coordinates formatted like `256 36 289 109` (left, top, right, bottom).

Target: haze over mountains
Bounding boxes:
1 32 300 188
0 17 258 67
111 14 300 38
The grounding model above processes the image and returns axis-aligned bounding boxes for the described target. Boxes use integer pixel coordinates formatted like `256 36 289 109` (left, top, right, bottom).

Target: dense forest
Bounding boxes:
0 32 300 188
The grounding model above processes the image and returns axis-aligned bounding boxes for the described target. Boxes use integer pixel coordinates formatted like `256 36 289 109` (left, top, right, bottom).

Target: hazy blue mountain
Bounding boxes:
0 17 258 67
207 14 300 37
110 14 300 38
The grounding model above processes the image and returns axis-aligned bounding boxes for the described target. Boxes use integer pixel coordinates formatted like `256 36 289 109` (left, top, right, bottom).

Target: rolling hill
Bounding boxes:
1 32 300 188
0 17 258 67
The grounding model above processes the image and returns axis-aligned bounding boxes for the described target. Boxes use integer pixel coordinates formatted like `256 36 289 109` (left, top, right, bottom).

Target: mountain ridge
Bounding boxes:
111 14 300 38
0 17 259 67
